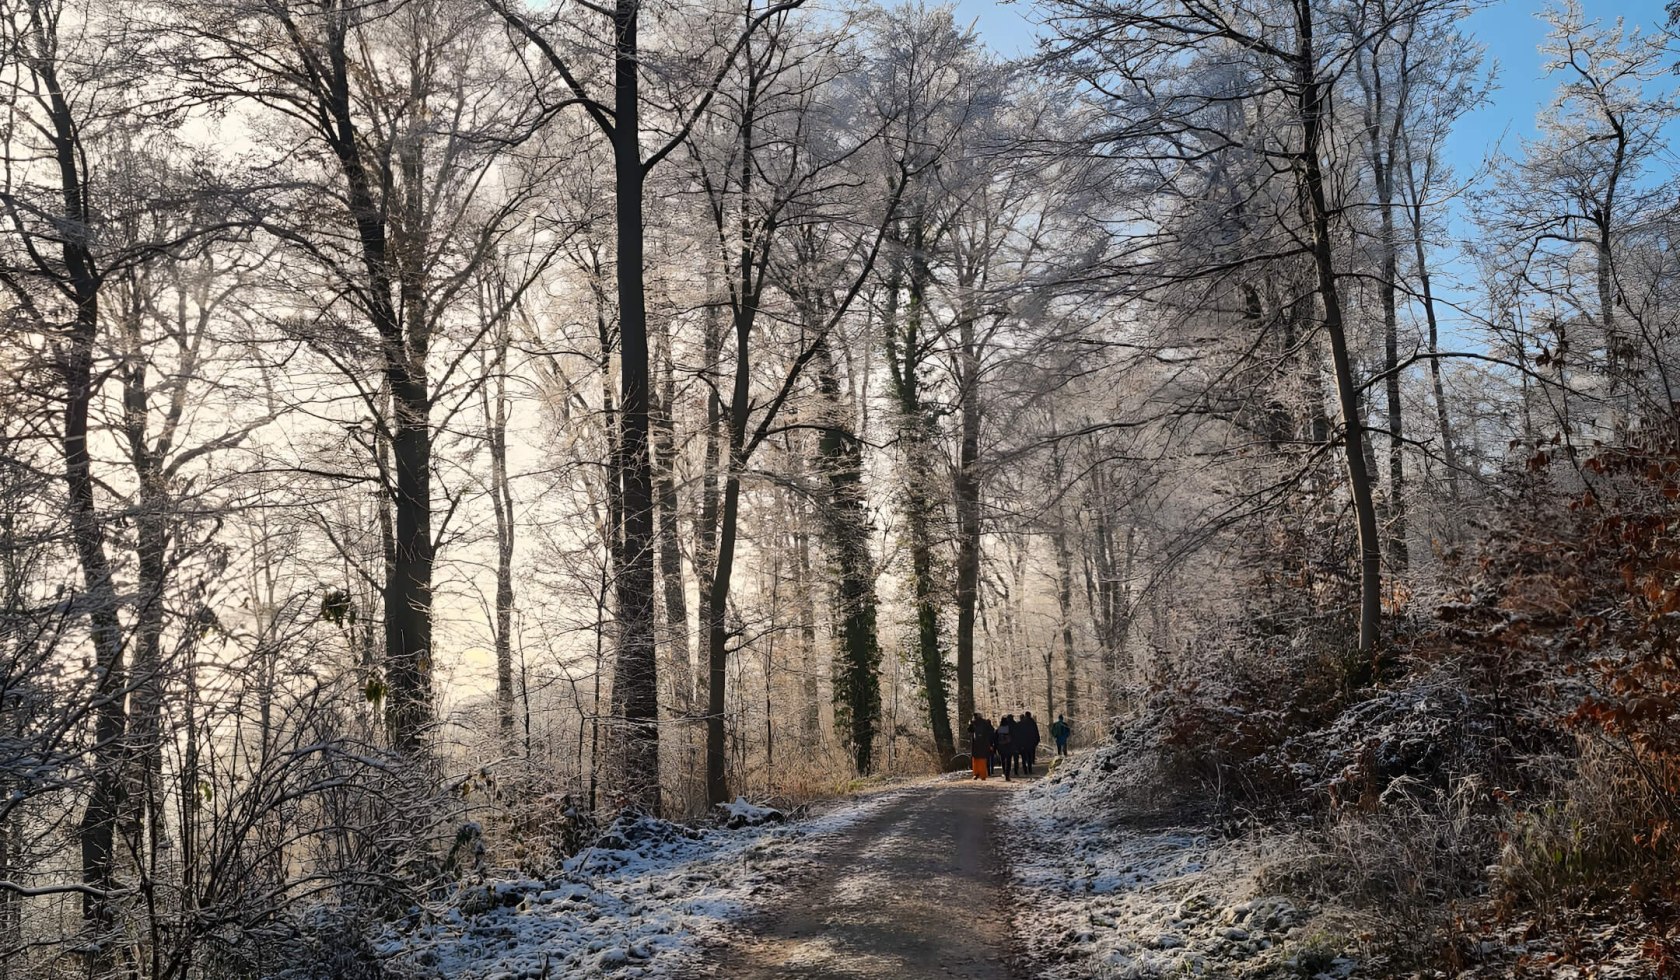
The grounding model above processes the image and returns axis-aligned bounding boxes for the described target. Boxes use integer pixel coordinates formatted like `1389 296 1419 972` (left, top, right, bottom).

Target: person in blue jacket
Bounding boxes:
1050 715 1071 756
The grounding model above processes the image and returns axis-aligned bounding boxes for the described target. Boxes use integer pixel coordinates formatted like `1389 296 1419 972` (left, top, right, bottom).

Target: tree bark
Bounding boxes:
1359 37 1409 575
695 280 723 721
704 342 749 805
485 297 517 741
952 298 982 734
652 325 692 716
607 0 661 811
815 330 884 774
297 6 439 750
1376 142 1408 574
23 23 130 940
792 520 821 741
884 235 956 764
1048 431 1080 725
116 269 190 903
1297 0 1383 658
1401 148 1462 504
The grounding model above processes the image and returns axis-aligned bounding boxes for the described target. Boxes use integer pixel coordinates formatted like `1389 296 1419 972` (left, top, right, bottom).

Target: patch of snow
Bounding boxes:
1006 746 1367 979
713 796 785 829
377 787 911 978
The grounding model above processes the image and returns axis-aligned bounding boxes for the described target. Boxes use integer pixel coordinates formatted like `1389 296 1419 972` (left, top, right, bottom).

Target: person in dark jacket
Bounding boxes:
995 715 1016 780
1050 715 1071 756
967 713 994 780
1019 711 1042 774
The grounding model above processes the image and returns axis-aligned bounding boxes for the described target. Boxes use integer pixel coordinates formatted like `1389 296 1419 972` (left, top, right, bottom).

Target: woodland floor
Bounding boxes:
385 750 1362 979
683 771 1035 980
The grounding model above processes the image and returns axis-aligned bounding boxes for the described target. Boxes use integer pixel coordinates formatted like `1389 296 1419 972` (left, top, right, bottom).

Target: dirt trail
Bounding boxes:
686 774 1034 979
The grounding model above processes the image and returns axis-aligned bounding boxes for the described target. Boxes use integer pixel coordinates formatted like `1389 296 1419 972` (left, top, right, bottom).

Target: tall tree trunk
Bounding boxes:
486 301 517 741
704 361 748 805
1043 648 1055 725
1297 0 1383 658
1053 523 1079 722
652 324 692 716
702 54 766 806
114 273 177 910
1422 272 1459 497
306 10 437 750
608 0 661 810
1595 118 1626 423
1401 150 1462 505
384 371 434 749
1597 227 1623 425
695 279 723 720
1048 433 1079 725
792 519 821 741
1377 153 1408 574
127 471 167 889
815 327 883 774
1361 39 1409 574
952 300 981 734
1088 463 1123 717
486 0 802 814
387 101 437 753
885 223 955 764
0 500 20 976
27 29 130 941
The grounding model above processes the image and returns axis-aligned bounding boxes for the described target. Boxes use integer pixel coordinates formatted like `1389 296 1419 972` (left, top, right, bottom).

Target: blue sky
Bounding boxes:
951 0 1673 343
951 0 1671 177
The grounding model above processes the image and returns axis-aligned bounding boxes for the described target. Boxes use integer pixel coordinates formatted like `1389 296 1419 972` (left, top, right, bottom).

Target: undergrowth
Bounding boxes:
1124 431 1680 977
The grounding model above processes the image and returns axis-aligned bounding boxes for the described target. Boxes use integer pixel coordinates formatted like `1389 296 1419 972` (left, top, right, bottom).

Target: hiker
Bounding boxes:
995 714 1016 780
967 713 994 780
1019 711 1042 774
1051 714 1071 756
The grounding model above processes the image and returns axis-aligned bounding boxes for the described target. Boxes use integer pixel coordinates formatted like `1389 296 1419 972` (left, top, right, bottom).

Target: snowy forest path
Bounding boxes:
686 775 1031 979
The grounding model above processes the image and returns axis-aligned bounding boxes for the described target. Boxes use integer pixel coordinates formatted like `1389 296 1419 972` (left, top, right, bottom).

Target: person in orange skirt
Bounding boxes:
967 713 995 779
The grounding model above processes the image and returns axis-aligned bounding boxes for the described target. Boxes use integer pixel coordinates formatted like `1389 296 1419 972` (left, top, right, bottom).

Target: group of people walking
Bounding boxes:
966 711 1071 780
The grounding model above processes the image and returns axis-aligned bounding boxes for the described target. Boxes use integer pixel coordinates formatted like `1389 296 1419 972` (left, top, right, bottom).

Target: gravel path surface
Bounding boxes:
686 775 1033 979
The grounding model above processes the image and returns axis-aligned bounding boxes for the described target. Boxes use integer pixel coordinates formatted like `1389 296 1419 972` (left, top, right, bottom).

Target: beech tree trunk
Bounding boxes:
607 0 661 810
884 236 956 764
1360 45 1409 575
652 327 692 716
285 6 439 751
952 299 982 734
22 21 130 940
1377 148 1408 574
815 329 884 773
792 520 821 741
1048 433 1080 725
696 283 723 722
1297 0 1383 658
485 298 517 741
1402 149 1462 504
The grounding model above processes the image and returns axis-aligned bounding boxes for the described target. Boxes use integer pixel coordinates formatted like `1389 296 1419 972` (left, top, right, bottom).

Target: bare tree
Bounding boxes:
487 0 809 811
683 10 904 801
1036 0 1464 656
1476 1 1676 436
168 0 550 750
0 0 148 942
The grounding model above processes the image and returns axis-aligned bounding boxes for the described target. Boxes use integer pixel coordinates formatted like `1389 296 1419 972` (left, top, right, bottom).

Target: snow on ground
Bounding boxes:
377 788 909 979
1007 746 1367 980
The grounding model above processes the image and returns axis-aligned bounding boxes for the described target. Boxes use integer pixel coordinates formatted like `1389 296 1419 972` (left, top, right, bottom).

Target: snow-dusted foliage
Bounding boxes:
372 793 897 979
1007 746 1364 979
